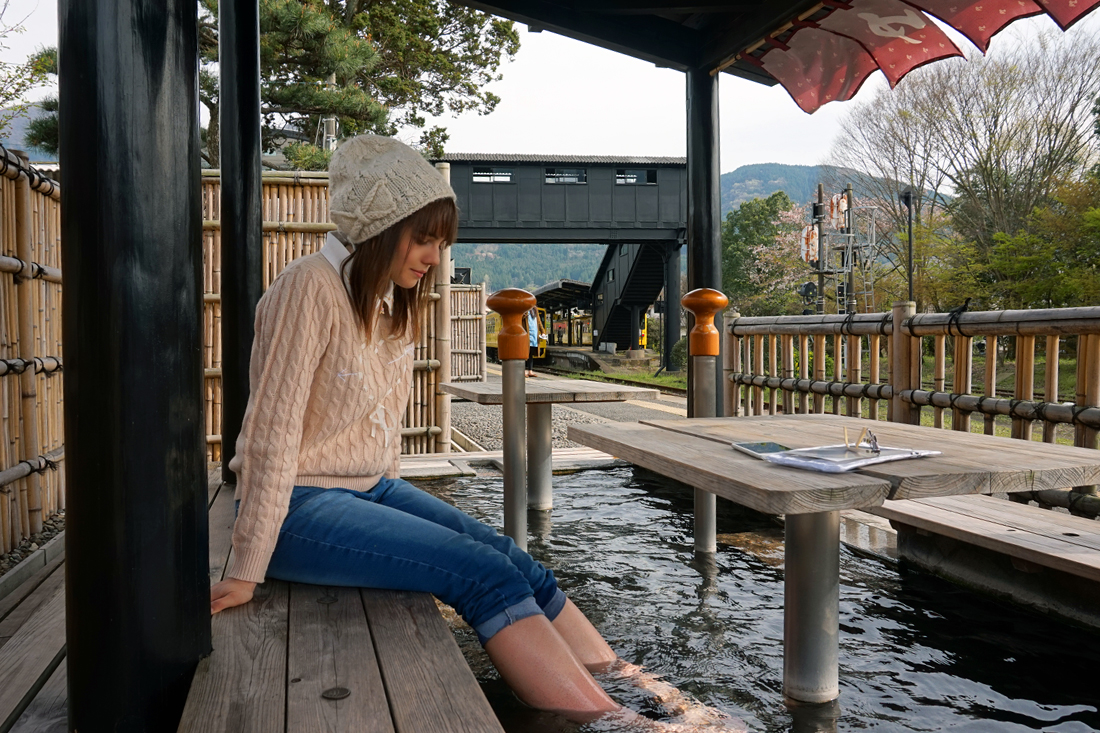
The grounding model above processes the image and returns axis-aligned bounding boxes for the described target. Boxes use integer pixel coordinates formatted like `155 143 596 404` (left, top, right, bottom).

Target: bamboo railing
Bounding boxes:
0 146 64 557
723 303 1100 514
451 284 487 383
201 171 483 460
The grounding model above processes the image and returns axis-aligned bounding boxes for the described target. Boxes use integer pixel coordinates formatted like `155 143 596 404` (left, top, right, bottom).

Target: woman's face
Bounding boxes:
388 229 445 289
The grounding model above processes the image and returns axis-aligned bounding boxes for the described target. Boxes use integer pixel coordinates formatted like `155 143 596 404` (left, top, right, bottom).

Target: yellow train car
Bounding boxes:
551 314 647 349
486 307 548 362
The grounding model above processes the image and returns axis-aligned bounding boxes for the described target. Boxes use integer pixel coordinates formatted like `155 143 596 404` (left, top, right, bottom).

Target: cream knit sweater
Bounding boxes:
227 235 413 583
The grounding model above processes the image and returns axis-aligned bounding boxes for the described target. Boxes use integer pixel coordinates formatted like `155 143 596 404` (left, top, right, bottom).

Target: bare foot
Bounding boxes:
586 707 747 732
593 660 746 731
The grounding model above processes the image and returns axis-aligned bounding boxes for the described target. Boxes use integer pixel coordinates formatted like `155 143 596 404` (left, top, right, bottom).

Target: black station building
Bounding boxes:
436 153 686 366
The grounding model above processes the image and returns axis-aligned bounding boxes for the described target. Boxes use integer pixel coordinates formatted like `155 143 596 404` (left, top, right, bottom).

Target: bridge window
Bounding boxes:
615 168 657 185
472 167 514 183
545 168 587 184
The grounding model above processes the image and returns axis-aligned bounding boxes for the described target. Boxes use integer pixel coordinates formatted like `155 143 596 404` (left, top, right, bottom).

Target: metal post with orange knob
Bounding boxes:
681 287 728 553
486 288 535 550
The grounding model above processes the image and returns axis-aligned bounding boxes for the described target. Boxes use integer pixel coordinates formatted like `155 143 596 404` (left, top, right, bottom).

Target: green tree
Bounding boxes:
721 191 807 316
21 47 55 156
0 3 50 138
198 0 518 167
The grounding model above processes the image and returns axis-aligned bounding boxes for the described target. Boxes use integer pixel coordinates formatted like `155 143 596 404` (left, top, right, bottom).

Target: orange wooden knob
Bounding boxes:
487 288 537 361
681 288 728 357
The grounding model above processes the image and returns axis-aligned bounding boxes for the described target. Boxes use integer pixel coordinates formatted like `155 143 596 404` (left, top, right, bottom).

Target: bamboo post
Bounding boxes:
1043 335 1060 443
831 334 841 415
480 285 488 382
1075 335 1089 447
933 335 946 429
724 312 740 417
1012 335 1036 440
953 336 973 432
768 334 778 415
15 169 43 536
983 336 998 435
813 333 825 414
868 334 880 421
742 334 752 415
891 301 916 425
845 333 861 418
753 334 764 415
782 334 794 415
433 162 452 454
798 334 809 415
1083 334 1100 450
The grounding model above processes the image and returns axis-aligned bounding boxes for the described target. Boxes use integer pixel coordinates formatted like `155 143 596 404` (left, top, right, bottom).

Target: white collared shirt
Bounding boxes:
321 232 394 314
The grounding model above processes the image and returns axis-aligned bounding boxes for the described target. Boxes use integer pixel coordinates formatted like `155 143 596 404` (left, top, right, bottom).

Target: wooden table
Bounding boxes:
568 413 1100 703
441 379 658 547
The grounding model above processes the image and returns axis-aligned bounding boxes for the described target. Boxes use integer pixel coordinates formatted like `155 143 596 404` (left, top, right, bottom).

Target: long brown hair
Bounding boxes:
340 197 458 341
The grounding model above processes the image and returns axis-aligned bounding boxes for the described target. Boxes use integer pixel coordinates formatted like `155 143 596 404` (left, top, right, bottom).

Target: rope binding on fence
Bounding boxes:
0 357 63 377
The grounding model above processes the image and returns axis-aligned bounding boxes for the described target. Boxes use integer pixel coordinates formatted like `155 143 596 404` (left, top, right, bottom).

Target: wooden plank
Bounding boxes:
645 416 1100 500
207 480 236 586
909 495 1100 553
568 422 892 514
440 379 658 405
0 556 64 629
177 581 289 733
0 563 65 652
871 499 1100 582
286 585 394 733
0 583 65 731
9 662 66 733
362 590 503 733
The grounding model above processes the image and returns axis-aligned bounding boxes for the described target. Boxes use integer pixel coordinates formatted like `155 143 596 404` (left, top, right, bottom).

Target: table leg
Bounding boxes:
694 488 716 553
784 510 840 703
527 402 553 511
502 360 527 551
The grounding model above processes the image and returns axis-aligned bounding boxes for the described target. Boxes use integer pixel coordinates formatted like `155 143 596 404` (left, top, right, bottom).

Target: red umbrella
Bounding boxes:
743 0 1100 113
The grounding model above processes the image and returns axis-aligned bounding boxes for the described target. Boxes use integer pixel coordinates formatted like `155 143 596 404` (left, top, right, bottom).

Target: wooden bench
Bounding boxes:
871 494 1100 627
0 551 67 733
178 472 503 733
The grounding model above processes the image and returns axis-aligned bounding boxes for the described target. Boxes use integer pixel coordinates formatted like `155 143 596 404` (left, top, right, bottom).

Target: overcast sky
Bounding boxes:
4 1 1096 173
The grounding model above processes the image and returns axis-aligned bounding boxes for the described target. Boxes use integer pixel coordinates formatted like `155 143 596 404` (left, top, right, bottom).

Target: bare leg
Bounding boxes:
483 614 619 721
551 598 618 670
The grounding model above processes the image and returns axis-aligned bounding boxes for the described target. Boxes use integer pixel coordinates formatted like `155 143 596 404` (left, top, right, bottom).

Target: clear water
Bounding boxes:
421 467 1100 733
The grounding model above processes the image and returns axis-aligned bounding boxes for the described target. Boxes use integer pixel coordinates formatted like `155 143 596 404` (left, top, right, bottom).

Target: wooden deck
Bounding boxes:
0 469 505 733
872 494 1100 628
178 470 503 732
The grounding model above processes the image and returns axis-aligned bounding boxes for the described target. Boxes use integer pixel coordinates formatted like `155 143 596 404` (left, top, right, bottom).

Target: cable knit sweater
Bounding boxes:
227 234 413 583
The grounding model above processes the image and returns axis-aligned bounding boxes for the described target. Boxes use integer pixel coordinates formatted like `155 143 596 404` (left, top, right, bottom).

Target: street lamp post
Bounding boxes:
900 187 915 304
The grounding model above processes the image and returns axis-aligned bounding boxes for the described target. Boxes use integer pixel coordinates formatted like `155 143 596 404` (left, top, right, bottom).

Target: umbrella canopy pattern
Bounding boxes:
742 0 1100 112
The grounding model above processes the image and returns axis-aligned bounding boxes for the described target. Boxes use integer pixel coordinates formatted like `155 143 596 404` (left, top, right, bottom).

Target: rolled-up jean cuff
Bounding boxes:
475 596 544 645
542 588 568 622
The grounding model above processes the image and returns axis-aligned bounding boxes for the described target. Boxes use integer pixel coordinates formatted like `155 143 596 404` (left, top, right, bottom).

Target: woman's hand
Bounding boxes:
210 578 257 614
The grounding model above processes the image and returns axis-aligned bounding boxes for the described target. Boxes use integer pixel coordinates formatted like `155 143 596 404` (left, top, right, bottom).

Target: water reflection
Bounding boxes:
421 466 1100 732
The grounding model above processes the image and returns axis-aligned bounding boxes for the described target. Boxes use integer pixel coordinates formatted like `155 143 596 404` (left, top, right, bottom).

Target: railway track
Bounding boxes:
535 365 687 397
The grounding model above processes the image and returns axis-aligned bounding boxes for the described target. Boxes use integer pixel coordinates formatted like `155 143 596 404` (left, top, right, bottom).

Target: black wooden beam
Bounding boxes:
461 0 703 70
219 0 264 484
59 0 210 728
699 0 822 73
581 1 757 14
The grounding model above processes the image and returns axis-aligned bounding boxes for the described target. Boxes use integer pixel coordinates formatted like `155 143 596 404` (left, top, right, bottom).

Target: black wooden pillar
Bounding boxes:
664 241 681 372
59 1 209 729
219 0 264 483
685 67 723 415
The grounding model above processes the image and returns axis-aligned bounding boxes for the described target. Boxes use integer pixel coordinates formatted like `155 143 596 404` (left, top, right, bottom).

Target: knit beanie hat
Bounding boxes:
328 135 456 244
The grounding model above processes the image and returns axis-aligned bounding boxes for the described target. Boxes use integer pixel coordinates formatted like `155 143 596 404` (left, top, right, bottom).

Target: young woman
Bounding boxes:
209 135 739 731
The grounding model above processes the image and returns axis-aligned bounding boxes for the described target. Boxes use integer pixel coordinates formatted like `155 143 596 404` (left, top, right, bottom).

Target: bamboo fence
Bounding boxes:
0 146 64 557
201 171 484 460
723 304 1100 515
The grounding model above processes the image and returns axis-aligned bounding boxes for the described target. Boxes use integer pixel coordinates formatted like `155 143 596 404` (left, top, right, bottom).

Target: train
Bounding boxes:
485 307 549 362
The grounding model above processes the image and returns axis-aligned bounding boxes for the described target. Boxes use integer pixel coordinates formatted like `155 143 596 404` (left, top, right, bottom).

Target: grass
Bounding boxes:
556 368 688 391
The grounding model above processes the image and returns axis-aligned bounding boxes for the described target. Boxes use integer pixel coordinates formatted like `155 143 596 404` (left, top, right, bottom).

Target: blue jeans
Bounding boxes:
262 478 567 644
